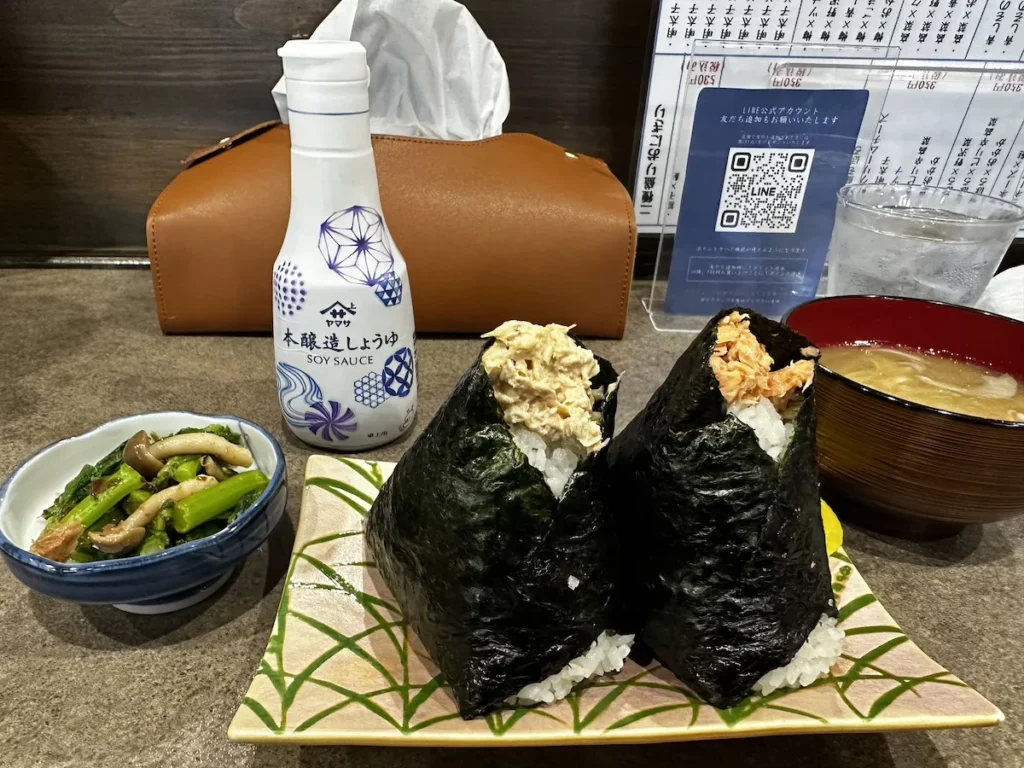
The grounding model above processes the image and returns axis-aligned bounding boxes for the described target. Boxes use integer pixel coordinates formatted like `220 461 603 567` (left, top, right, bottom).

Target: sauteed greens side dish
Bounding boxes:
30 425 269 563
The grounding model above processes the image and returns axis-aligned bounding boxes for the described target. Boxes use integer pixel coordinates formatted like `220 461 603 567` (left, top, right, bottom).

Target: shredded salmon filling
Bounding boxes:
481 321 605 453
710 311 816 407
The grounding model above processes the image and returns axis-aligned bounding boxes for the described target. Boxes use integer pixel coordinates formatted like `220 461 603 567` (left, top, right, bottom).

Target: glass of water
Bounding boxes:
826 184 1024 306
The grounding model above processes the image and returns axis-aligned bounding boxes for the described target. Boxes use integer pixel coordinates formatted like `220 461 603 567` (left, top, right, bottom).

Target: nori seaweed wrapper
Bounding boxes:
608 307 834 709
366 343 621 719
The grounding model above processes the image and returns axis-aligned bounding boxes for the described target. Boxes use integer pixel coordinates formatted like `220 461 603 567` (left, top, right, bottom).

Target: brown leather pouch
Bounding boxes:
147 123 636 338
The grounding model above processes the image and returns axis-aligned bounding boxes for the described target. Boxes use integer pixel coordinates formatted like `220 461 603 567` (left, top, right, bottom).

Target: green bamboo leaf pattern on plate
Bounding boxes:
227 457 1002 746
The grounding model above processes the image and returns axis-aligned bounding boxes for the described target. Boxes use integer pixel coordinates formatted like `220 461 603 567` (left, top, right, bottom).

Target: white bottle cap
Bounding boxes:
278 40 368 83
279 39 371 150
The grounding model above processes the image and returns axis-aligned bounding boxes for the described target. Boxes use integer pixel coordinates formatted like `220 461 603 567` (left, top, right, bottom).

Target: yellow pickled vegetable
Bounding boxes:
821 499 843 556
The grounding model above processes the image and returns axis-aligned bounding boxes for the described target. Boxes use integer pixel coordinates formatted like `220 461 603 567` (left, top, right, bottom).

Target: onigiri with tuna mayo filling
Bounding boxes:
366 322 629 718
609 308 842 708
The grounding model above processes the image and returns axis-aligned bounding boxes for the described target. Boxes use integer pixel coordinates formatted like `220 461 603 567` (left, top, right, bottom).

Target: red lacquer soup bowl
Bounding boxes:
785 295 1024 539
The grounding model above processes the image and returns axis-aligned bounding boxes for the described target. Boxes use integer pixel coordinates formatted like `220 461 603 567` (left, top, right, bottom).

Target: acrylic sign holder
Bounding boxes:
645 40 1024 333
647 41 897 331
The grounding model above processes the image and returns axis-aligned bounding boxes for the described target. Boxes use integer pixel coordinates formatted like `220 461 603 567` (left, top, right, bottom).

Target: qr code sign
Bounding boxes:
715 148 815 234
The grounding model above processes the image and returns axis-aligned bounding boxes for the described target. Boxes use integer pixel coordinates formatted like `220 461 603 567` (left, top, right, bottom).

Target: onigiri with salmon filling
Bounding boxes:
609 307 842 708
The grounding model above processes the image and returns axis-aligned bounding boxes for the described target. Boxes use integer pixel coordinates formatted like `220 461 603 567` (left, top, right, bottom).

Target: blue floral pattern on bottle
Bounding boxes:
318 206 395 286
277 362 358 441
303 401 358 442
382 347 414 397
273 261 307 317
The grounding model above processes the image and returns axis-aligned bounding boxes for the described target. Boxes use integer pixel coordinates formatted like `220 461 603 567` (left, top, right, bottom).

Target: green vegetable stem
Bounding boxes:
171 471 269 534
122 489 153 515
43 464 94 523
43 440 128 522
150 455 201 491
138 506 173 556
93 441 127 478
172 457 203 484
224 489 262 524
87 507 125 533
57 464 145 531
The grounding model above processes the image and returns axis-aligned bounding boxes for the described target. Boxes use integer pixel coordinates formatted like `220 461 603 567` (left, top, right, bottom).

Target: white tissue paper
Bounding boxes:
273 0 510 141
976 265 1024 322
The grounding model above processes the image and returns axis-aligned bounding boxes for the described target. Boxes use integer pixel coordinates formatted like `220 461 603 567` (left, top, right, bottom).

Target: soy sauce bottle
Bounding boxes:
273 40 417 450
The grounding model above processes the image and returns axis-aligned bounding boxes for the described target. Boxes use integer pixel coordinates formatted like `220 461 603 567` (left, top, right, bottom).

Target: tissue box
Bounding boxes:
147 122 636 338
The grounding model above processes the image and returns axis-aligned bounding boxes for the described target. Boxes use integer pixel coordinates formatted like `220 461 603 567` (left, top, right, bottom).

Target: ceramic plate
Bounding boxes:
228 456 1002 747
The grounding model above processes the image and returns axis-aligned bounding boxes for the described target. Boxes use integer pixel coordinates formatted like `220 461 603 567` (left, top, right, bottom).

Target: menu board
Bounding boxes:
634 0 1024 232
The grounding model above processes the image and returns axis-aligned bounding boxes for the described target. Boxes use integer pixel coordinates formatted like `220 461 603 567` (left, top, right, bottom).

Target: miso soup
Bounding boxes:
819 345 1024 422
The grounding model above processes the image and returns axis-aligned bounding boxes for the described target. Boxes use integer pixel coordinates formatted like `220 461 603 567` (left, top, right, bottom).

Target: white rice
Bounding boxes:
511 426 584 498
728 397 796 461
508 631 635 706
752 613 845 696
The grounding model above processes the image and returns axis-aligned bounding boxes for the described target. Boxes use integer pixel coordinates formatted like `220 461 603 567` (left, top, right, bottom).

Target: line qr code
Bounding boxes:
715 148 815 234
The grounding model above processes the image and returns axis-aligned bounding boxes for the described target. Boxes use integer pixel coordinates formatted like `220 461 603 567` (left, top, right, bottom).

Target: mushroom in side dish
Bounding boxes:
148 434 253 469
202 456 233 482
90 476 218 554
123 431 165 480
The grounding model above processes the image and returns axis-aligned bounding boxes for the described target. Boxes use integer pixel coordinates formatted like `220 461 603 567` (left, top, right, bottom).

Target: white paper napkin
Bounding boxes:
272 0 510 141
976 265 1024 322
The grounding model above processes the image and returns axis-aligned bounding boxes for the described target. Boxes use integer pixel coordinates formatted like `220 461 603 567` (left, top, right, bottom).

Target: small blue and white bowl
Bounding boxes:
0 412 287 614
